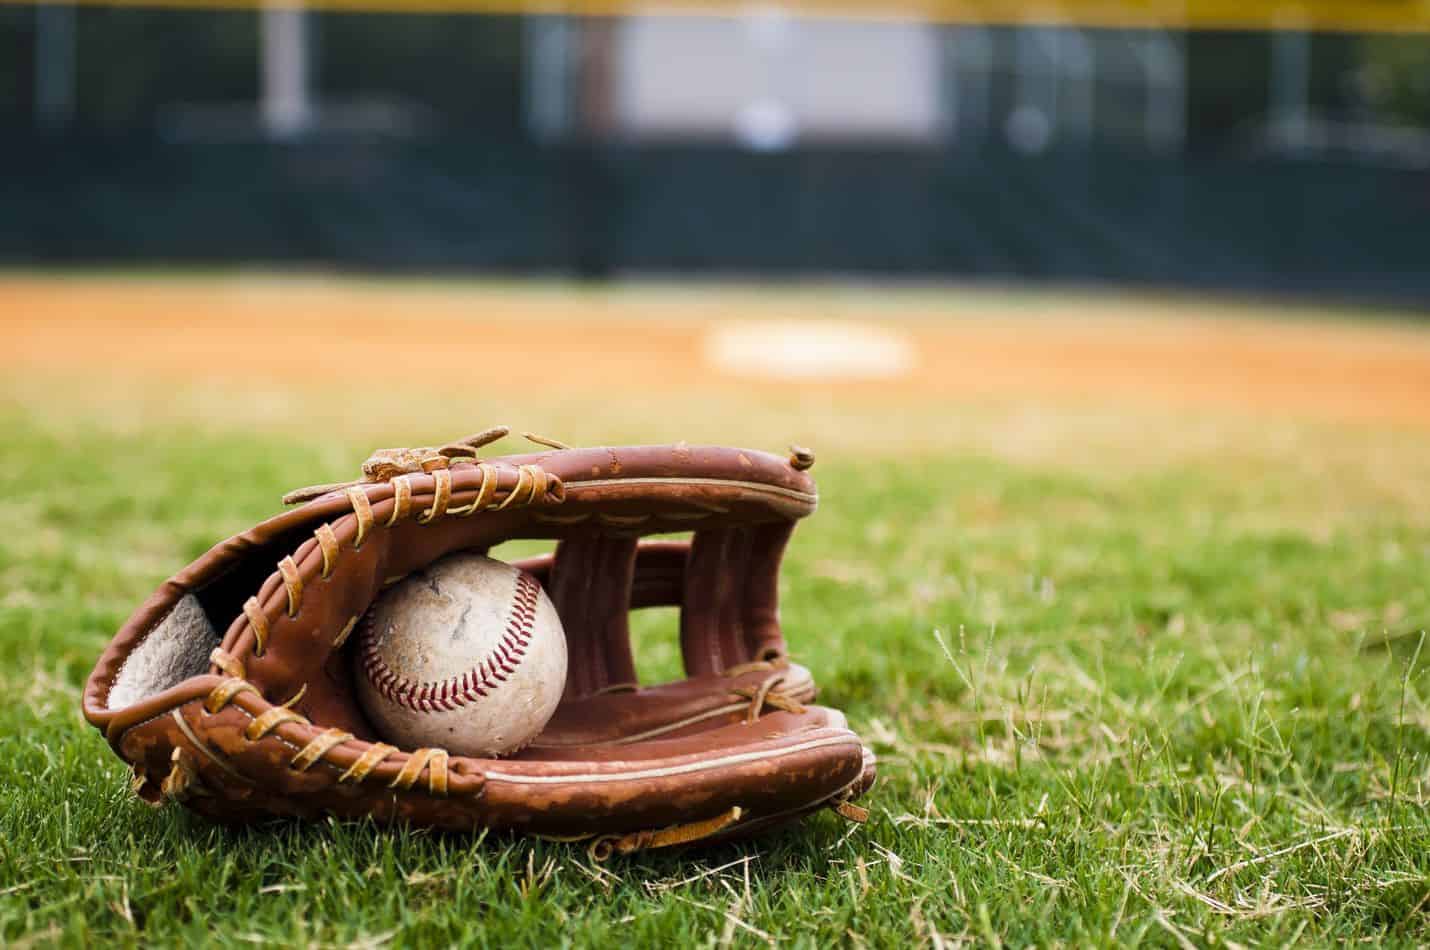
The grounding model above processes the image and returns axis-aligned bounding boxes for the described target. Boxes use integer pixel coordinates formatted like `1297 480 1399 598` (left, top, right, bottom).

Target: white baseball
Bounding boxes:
355 553 567 758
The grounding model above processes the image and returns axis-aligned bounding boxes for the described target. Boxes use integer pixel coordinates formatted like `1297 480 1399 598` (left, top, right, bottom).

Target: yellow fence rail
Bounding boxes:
9 0 1430 33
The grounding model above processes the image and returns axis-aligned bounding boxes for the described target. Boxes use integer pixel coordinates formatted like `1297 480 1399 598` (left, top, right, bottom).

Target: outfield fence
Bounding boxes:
2 5 1428 300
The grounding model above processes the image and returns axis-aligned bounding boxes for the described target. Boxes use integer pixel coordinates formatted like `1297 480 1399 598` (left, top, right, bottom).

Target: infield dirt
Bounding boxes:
6 273 1430 430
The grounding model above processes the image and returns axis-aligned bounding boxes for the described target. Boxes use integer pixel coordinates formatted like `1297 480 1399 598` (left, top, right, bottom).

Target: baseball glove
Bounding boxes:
82 428 875 857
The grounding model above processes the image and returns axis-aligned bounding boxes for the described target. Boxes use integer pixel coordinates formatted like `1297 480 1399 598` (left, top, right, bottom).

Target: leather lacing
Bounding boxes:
174 433 569 804
722 659 809 724
730 675 807 724
167 648 858 851
249 447 563 658
281 427 568 506
159 748 204 802
170 659 459 800
726 660 871 828
186 431 564 793
587 806 745 860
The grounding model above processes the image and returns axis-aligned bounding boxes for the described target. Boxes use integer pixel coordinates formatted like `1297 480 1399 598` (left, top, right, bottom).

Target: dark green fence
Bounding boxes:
3 135 1427 300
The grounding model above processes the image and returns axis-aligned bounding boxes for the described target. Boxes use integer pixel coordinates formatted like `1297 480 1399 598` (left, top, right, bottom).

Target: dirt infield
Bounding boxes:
7 273 1430 429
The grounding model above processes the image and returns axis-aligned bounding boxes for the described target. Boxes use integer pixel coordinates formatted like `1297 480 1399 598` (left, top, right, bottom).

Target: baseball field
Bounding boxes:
4 272 1430 945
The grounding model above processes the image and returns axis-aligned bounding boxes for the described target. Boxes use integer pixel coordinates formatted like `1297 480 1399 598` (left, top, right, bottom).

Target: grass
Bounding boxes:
4 366 1430 945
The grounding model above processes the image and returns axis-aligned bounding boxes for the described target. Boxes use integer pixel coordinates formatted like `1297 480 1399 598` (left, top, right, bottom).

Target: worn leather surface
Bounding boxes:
83 441 875 846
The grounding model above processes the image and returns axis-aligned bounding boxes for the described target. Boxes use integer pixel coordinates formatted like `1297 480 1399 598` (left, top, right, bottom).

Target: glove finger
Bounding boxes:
680 523 793 677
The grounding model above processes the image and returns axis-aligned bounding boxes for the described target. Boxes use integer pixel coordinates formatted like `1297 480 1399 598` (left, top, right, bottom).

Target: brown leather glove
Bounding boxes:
82 428 874 857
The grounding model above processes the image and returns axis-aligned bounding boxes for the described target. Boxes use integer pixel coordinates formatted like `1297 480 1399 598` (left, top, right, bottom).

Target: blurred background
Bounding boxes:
4 0 1430 453
2 0 1429 298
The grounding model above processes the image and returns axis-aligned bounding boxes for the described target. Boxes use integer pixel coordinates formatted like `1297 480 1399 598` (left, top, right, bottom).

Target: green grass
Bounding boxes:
3 400 1430 948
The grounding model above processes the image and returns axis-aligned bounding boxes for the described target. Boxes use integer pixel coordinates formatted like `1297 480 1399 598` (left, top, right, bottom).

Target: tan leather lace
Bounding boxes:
588 806 745 860
730 675 808 724
196 673 458 797
282 426 572 505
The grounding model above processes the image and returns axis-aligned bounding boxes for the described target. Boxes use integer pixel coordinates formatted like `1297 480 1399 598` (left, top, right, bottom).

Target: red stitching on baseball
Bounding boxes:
360 571 541 713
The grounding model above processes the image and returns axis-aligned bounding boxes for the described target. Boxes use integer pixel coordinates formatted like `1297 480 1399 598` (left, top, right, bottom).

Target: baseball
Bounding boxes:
354 553 567 758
